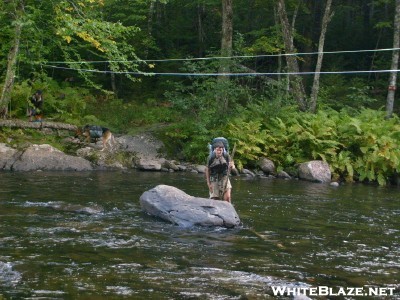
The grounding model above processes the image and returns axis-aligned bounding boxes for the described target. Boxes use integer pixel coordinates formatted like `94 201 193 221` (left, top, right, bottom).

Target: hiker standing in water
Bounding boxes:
205 138 235 202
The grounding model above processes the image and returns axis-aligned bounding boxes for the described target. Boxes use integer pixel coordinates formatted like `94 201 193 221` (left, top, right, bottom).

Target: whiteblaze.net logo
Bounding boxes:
271 286 397 297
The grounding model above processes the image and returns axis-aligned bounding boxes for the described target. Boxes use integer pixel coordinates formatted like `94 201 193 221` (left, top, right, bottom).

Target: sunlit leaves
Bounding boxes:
48 0 143 85
76 31 103 51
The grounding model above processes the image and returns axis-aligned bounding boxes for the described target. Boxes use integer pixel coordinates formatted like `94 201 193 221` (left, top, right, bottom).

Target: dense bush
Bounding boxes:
226 107 400 185
9 75 91 125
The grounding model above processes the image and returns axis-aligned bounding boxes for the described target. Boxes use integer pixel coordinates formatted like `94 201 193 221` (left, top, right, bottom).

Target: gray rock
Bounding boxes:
12 144 93 171
140 185 240 228
114 134 167 171
298 160 331 183
259 157 276 175
242 168 256 177
137 158 163 171
277 170 291 179
117 134 163 160
76 147 128 170
162 160 180 171
178 165 187 171
194 165 206 173
0 143 18 170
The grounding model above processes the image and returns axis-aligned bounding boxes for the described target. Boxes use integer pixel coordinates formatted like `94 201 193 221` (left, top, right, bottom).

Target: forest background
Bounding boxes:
1 0 400 185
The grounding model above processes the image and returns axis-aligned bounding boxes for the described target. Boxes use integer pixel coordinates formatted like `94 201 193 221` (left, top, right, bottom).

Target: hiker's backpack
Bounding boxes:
90 126 103 139
208 137 229 156
207 137 230 175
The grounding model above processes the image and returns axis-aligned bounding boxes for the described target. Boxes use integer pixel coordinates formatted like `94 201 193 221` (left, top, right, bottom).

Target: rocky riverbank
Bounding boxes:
0 120 334 184
0 131 205 173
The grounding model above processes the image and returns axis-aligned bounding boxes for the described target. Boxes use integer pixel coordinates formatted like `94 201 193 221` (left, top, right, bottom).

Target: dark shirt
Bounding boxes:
31 94 43 109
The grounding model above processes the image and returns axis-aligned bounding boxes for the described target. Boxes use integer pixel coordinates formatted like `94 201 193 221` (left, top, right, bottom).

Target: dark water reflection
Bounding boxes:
0 171 399 299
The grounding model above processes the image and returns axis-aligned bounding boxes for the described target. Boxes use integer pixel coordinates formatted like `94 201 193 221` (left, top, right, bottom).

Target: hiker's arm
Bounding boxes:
228 156 235 170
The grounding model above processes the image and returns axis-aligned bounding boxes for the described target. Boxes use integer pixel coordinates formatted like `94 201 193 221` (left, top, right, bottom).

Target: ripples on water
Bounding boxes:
0 171 399 299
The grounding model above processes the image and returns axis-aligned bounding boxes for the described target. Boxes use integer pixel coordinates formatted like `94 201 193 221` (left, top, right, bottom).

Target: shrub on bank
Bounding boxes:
225 108 400 185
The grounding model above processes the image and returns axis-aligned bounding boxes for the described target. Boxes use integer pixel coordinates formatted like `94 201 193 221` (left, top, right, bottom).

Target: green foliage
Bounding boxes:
6 80 32 118
318 77 378 110
54 0 141 70
8 75 177 136
225 117 269 170
0 127 69 152
161 62 281 164
160 54 400 186
9 76 92 124
160 119 215 162
85 96 176 134
335 109 400 185
243 26 284 54
225 107 400 186
234 109 400 185
259 109 342 171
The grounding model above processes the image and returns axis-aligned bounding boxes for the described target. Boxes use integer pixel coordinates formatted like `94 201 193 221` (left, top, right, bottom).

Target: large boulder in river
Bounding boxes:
298 160 331 183
140 185 241 228
12 144 93 171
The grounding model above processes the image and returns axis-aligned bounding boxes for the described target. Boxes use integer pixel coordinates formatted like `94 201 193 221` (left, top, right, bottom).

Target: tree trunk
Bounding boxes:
220 0 233 60
0 21 22 116
111 72 118 98
310 0 333 113
197 3 206 57
147 0 155 36
276 0 307 111
143 0 156 60
290 0 301 45
386 0 400 118
0 119 77 131
219 0 233 110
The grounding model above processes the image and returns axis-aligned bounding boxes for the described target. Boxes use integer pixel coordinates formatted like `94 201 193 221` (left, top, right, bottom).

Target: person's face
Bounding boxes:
215 147 223 157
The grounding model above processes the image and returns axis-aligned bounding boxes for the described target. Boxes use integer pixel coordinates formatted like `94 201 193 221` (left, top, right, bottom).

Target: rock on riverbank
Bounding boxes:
1 143 93 171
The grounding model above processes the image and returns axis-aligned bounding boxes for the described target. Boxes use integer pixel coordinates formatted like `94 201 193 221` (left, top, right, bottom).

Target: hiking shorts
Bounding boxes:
209 176 232 199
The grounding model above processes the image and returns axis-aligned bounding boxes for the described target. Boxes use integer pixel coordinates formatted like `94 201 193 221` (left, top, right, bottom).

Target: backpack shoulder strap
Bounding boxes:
223 152 230 164
207 152 216 166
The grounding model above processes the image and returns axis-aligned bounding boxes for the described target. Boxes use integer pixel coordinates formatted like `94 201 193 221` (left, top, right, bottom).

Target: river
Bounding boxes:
0 171 399 299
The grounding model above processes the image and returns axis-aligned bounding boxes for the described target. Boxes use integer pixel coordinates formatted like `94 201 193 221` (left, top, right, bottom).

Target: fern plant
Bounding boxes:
336 109 400 185
225 117 269 170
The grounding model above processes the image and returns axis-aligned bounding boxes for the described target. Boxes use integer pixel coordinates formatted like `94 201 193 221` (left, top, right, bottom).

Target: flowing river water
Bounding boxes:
0 170 399 299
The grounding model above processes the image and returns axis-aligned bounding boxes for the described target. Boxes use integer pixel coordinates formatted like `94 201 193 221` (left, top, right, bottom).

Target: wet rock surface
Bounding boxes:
140 184 241 228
